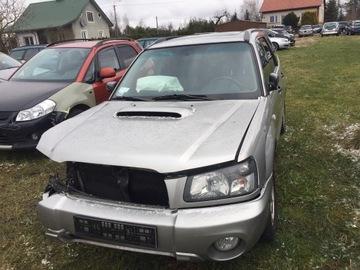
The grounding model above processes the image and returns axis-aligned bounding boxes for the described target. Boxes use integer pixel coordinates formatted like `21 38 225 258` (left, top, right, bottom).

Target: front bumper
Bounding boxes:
322 30 339 36
278 41 291 49
0 112 65 150
299 31 312 36
38 178 273 261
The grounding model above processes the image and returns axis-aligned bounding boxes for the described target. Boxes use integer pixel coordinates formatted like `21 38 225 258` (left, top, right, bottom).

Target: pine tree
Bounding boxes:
325 0 339 22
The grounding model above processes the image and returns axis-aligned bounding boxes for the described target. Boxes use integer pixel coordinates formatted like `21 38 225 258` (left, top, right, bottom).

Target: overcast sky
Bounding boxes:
25 0 261 28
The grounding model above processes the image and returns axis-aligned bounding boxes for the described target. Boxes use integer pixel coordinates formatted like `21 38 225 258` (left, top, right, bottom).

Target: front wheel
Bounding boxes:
272 42 279 51
261 173 278 241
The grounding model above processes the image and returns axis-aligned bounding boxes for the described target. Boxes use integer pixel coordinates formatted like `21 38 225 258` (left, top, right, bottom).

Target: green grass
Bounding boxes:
1 36 359 270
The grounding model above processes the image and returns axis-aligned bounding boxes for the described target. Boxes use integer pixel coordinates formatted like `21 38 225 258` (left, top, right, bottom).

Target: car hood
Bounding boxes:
38 100 260 173
0 81 70 111
0 68 18 80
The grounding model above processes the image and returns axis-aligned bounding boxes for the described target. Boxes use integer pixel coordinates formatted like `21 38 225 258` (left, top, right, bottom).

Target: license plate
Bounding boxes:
74 216 157 248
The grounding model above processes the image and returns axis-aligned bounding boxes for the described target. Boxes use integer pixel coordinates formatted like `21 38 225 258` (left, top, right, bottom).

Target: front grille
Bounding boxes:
67 163 169 207
0 133 26 144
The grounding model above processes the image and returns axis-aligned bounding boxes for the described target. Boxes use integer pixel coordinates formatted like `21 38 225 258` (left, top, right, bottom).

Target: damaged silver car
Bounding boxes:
37 30 286 261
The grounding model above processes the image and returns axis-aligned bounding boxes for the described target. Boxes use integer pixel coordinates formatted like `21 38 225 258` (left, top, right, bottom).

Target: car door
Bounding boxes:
92 46 123 104
257 37 284 136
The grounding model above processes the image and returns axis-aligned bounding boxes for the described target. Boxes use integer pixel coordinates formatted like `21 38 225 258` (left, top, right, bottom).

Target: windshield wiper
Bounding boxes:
112 96 148 101
152 94 212 101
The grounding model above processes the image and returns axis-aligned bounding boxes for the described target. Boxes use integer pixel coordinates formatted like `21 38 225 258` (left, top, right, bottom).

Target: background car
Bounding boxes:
0 39 142 150
349 20 360 35
321 22 340 36
298 25 314 37
312 24 323 34
338 21 351 35
0 52 21 80
264 30 292 49
10 45 47 63
271 29 295 46
137 37 160 49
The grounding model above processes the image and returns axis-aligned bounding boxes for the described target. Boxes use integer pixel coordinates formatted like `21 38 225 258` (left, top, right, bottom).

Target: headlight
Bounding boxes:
184 158 258 202
16 100 56 122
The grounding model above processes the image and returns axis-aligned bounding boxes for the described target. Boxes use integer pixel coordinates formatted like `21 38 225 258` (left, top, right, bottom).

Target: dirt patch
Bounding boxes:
296 36 320 48
324 123 360 162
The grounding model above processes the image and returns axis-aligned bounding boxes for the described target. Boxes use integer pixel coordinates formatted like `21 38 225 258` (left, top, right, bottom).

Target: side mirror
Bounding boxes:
106 81 117 93
269 72 279 91
100 67 116 79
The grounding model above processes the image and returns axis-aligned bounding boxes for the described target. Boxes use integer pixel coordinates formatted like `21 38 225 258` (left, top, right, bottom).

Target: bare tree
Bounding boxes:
240 0 261 21
213 9 230 25
0 0 24 52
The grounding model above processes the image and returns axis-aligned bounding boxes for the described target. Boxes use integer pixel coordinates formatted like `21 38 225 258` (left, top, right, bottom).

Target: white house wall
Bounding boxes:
72 2 111 39
262 5 325 25
16 32 39 46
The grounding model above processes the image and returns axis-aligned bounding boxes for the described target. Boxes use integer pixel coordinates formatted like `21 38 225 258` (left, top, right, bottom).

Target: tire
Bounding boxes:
272 42 279 51
67 108 85 119
280 103 286 135
261 157 278 242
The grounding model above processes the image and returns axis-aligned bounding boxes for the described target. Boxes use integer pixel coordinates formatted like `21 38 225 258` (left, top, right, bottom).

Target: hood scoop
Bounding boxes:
115 106 194 120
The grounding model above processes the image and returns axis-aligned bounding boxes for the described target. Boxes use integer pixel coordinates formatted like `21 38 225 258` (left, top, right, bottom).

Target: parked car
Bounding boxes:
37 30 286 262
0 52 21 80
338 21 351 35
10 45 47 63
312 24 323 34
271 29 296 46
349 20 360 35
137 37 160 49
321 22 340 36
298 25 314 37
265 30 292 50
0 39 141 150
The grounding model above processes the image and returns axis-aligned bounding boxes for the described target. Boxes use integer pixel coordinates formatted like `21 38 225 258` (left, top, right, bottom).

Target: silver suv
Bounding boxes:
37 30 286 262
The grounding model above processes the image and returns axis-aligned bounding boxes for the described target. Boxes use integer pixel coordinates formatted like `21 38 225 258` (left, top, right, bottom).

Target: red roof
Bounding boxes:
260 0 323 13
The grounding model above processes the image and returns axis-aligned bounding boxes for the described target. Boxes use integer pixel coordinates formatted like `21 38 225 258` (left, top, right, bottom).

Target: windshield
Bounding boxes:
112 42 260 101
324 23 338 29
301 25 312 29
0 53 20 70
11 48 90 82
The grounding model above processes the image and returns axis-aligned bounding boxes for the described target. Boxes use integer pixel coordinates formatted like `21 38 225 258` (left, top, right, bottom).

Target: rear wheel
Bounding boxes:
280 103 286 135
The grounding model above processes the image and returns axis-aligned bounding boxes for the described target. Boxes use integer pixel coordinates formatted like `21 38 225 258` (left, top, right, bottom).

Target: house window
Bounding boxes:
87 11 94 23
24 36 35 45
98 30 104 38
270 16 275 23
81 30 88 39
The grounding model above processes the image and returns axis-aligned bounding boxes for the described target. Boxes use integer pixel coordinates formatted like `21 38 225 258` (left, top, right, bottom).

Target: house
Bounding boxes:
11 0 113 46
260 0 325 26
215 20 267 32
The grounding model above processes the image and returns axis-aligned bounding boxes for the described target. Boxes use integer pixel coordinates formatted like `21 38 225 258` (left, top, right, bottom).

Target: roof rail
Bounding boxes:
48 37 133 47
95 37 134 47
244 28 265 42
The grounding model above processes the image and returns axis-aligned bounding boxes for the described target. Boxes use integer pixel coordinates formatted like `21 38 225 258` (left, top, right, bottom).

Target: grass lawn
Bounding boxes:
1 36 359 270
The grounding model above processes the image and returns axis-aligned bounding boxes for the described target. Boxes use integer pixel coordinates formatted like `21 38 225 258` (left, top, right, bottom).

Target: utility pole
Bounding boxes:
113 4 120 37
156 16 159 34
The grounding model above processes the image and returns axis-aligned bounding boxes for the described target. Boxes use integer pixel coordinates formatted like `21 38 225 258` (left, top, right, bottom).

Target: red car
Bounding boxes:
0 39 142 150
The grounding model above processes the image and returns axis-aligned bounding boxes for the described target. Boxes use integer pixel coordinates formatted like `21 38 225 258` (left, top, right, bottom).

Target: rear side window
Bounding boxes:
117 45 137 68
98 48 120 71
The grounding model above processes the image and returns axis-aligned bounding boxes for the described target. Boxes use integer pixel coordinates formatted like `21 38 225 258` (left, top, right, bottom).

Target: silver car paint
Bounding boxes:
37 100 259 173
36 31 285 261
